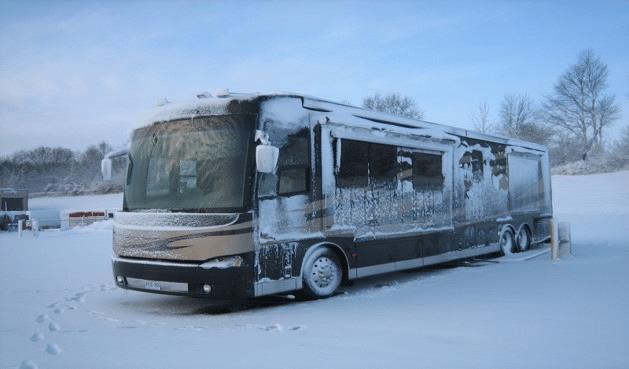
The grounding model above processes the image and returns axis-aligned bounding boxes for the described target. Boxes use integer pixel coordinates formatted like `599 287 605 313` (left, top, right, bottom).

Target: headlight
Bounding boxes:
199 255 243 270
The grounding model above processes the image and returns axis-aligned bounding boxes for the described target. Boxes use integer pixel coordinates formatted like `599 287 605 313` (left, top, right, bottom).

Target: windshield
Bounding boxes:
125 115 255 212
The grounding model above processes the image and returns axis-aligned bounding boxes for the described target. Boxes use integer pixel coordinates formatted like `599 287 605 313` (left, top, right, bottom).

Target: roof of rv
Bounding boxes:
141 91 547 152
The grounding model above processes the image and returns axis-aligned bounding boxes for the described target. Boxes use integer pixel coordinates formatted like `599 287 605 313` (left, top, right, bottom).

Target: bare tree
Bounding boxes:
544 49 620 160
497 94 552 145
472 102 493 133
362 92 423 120
610 125 629 167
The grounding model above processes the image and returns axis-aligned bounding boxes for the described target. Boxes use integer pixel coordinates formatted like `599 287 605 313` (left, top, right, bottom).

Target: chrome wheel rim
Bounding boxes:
517 229 530 251
311 256 340 289
500 232 514 255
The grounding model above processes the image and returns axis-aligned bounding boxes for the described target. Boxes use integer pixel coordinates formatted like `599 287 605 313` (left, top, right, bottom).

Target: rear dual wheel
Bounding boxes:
516 227 531 252
499 229 516 256
500 226 532 255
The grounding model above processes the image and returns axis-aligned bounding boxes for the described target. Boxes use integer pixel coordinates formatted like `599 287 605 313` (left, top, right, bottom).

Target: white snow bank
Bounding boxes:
552 170 629 216
29 193 123 212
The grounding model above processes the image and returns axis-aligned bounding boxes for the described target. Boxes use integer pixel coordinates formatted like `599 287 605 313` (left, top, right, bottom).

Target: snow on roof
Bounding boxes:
137 91 547 152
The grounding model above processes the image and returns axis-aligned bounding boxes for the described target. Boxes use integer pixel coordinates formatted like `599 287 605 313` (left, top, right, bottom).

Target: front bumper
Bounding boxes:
112 256 254 299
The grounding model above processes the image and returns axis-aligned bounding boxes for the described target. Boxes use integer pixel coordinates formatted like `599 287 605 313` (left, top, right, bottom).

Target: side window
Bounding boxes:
411 152 443 190
460 150 483 181
369 143 398 187
257 130 311 198
337 139 369 188
279 167 308 194
471 150 483 176
277 133 310 196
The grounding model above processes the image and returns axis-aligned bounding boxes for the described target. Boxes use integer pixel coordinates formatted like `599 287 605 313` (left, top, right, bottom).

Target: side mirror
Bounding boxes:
256 144 279 173
100 148 128 181
101 158 112 181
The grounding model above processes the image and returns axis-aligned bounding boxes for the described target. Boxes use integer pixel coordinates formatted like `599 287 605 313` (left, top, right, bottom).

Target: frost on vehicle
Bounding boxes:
108 92 553 299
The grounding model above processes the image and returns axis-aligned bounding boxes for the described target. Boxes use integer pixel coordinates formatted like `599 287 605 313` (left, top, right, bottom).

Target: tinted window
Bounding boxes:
125 115 253 212
369 143 398 185
337 139 369 188
471 150 483 175
460 150 484 181
412 152 443 190
279 167 308 195
262 131 311 197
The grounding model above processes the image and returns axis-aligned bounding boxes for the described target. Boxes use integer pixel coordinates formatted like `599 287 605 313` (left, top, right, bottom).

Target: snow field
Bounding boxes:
0 172 628 369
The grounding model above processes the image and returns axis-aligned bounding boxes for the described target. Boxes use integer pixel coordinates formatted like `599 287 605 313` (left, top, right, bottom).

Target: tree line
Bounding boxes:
0 142 126 195
362 49 628 173
2 50 626 196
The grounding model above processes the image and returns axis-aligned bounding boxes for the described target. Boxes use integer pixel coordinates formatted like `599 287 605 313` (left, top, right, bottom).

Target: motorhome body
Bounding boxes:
111 92 552 298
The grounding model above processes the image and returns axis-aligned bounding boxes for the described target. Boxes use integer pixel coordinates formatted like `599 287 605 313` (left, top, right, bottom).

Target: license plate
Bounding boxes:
144 280 162 291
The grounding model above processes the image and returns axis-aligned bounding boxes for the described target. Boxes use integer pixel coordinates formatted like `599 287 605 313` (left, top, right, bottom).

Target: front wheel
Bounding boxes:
302 248 342 299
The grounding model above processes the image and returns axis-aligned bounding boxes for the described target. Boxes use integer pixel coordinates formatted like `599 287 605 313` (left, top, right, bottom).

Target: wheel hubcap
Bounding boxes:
501 232 513 254
518 230 529 251
311 256 338 289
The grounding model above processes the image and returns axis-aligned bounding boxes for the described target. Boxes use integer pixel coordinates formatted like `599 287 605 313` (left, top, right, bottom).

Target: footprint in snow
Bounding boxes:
45 343 62 355
66 304 77 310
48 321 60 332
261 324 283 332
19 360 39 369
66 292 86 303
288 326 305 331
35 314 49 323
53 307 64 314
30 333 45 342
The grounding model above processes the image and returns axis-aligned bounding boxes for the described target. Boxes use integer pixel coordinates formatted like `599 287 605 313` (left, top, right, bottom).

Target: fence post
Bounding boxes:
18 220 23 238
558 222 572 258
550 218 559 260
32 219 39 237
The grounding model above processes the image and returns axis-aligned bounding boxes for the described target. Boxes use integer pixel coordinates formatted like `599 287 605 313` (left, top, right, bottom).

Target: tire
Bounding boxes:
499 228 516 256
516 226 531 252
301 248 342 299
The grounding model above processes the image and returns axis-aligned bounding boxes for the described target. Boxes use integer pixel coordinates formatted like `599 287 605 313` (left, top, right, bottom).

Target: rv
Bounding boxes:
105 92 552 299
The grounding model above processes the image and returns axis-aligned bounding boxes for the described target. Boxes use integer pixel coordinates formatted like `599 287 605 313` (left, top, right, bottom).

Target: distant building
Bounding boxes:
0 188 28 211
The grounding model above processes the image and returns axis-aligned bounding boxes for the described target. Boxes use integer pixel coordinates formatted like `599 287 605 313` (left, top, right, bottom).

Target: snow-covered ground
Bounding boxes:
29 193 123 212
1 172 628 369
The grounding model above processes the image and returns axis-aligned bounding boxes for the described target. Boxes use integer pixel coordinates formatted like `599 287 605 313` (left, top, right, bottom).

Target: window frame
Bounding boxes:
256 130 312 199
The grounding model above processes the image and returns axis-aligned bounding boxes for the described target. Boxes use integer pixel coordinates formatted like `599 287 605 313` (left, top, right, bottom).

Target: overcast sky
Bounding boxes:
0 0 627 155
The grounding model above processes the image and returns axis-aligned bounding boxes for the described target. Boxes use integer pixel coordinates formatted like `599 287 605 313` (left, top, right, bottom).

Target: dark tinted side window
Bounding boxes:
460 150 483 181
369 143 398 186
258 130 311 197
337 140 399 188
277 133 310 196
412 152 443 190
279 167 308 194
337 139 369 188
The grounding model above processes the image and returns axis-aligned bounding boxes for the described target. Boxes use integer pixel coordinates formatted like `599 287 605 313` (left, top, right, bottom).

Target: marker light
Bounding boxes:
203 284 212 293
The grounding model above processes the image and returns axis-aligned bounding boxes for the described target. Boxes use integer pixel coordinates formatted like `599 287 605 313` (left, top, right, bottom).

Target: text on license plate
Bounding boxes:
144 280 161 290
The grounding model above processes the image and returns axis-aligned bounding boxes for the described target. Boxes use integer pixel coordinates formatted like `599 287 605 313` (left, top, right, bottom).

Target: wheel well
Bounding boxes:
500 224 516 237
302 243 350 283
